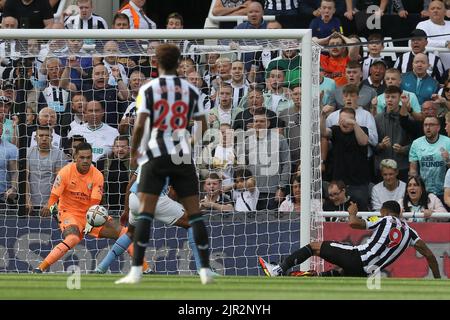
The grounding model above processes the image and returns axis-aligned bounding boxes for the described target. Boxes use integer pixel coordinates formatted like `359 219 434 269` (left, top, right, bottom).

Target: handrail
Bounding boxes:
53 0 67 20
319 211 450 219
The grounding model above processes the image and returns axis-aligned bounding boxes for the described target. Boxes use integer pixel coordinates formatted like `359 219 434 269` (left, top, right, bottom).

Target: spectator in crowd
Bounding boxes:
26 125 68 215
432 79 450 116
64 0 108 29
119 70 146 135
392 0 432 19
322 179 356 221
309 0 342 39
68 93 86 131
362 59 387 96
118 0 156 29
110 12 141 62
230 60 249 109
316 32 359 87
399 100 447 140
279 175 301 212
187 70 211 111
96 135 131 212
0 118 17 210
64 134 85 158
0 96 15 145
235 0 266 29
299 0 347 30
409 115 450 201
25 106 37 141
208 83 243 129
210 57 231 99
200 173 234 212
238 108 290 210
266 44 301 88
82 63 128 128
328 61 378 112
375 68 422 120
264 0 300 28
202 53 220 91
60 39 93 91
212 0 250 17
394 29 446 84
263 67 294 113
401 53 440 105
325 83 378 155
279 85 301 164
68 100 119 163
198 123 236 188
136 40 160 79
321 107 371 211
3 0 53 29
0 16 20 80
234 1 267 76
371 159 406 211
177 56 196 79
361 34 390 80
374 86 412 182
416 0 450 70
98 40 129 88
233 87 282 131
38 57 74 137
345 0 389 38
319 67 337 107
30 107 61 149
232 167 259 211
400 175 447 222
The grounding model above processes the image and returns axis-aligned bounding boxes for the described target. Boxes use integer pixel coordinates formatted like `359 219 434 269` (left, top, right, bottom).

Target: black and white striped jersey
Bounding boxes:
264 0 299 11
357 216 421 275
64 14 108 29
394 52 446 83
231 81 249 109
136 75 206 161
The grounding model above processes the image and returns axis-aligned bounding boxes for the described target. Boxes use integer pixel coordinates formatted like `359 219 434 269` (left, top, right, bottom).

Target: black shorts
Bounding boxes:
320 241 367 277
138 155 199 198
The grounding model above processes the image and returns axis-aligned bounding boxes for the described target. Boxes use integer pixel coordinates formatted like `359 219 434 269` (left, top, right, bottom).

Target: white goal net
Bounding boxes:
0 29 322 275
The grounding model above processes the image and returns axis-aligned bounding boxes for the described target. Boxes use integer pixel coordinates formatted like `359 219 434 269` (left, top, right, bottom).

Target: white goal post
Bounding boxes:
0 29 321 273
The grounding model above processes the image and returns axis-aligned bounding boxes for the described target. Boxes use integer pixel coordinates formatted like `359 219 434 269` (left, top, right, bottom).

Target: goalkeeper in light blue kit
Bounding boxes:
95 168 204 274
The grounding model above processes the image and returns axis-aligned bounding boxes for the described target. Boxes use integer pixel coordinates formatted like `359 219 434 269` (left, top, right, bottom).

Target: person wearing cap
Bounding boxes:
371 159 406 211
374 86 412 182
361 59 387 95
416 0 450 70
394 29 446 84
361 33 391 81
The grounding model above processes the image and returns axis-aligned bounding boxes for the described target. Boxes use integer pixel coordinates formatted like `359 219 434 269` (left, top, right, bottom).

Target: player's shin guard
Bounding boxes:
39 234 81 271
132 212 153 267
187 227 202 271
280 244 313 273
188 214 210 269
96 233 132 272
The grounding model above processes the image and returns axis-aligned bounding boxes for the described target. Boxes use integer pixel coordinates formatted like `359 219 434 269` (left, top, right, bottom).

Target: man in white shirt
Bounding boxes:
371 159 406 211
64 0 108 29
30 107 61 149
416 0 450 69
68 100 119 162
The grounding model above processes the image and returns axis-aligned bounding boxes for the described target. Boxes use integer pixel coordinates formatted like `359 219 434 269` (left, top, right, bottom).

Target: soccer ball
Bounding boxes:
86 205 109 227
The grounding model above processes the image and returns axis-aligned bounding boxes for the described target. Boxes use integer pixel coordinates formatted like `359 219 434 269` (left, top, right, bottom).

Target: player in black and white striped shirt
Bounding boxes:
64 0 108 29
259 201 441 278
116 44 214 286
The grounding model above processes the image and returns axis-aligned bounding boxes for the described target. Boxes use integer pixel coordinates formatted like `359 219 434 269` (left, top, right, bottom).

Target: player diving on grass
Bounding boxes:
115 43 214 285
259 200 441 278
94 168 206 274
34 142 151 273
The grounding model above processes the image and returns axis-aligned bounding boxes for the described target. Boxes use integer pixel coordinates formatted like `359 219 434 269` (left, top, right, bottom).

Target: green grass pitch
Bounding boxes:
0 274 448 300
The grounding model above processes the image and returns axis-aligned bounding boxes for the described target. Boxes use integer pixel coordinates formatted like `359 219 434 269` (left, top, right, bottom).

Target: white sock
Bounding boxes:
129 266 143 278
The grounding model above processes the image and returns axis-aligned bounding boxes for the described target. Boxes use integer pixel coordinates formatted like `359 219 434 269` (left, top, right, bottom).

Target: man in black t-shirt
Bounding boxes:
4 0 53 29
321 107 370 211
